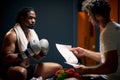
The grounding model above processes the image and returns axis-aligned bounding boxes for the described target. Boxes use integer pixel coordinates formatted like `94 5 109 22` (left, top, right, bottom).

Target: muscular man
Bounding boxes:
0 7 62 80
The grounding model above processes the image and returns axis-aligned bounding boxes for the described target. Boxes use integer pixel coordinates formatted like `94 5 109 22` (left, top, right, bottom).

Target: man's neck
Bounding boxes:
100 18 111 31
100 18 111 28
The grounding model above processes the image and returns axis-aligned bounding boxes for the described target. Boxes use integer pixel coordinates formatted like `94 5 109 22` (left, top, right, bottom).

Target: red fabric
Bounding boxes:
55 68 81 78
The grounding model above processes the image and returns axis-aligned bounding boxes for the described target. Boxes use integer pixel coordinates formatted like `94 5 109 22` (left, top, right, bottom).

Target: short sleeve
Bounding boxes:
101 28 117 53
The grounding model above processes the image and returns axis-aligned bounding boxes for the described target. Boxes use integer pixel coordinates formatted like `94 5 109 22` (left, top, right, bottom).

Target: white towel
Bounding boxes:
14 23 39 51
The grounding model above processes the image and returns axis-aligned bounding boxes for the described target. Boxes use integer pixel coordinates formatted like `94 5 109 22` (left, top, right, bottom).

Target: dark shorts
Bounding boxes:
26 64 36 80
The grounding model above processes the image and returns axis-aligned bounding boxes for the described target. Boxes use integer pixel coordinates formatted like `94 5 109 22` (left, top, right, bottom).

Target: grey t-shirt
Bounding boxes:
100 21 120 80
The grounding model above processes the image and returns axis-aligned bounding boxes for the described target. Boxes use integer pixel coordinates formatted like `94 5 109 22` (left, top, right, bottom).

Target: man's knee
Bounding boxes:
54 63 63 70
7 66 27 80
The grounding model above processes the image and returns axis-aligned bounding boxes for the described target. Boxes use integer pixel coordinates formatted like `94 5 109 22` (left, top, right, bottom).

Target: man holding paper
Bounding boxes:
70 0 120 80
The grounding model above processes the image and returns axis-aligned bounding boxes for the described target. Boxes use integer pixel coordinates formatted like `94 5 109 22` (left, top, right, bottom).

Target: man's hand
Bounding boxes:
74 64 87 75
18 39 49 60
18 40 41 60
39 39 49 57
70 47 87 58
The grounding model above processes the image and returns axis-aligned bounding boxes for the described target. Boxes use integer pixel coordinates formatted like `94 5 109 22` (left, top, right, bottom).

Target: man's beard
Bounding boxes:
93 21 100 28
91 18 100 28
28 25 35 29
25 23 35 29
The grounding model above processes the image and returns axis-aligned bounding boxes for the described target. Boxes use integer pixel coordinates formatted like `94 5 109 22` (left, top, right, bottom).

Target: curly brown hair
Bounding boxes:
82 0 111 18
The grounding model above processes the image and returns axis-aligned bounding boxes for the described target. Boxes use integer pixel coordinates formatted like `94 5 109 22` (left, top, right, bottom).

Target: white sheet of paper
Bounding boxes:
56 43 79 66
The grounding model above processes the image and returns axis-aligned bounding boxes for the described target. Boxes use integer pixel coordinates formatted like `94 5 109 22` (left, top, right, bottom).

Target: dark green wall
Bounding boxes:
0 0 79 68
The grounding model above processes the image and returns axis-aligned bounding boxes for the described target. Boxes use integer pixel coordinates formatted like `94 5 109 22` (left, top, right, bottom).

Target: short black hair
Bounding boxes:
16 7 35 23
82 0 111 18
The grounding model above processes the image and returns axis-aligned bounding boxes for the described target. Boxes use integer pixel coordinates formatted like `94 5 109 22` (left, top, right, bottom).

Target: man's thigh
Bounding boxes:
34 62 62 78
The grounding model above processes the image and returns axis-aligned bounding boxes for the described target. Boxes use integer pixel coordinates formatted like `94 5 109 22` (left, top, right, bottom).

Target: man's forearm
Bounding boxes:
85 50 101 62
3 53 21 64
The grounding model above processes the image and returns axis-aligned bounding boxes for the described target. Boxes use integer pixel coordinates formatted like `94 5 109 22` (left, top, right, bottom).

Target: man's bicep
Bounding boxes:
2 31 16 54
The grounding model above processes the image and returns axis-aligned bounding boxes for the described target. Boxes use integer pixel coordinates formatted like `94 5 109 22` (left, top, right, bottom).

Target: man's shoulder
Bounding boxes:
4 28 16 40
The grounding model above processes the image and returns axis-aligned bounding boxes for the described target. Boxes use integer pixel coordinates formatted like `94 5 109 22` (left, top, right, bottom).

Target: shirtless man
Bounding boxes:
0 7 62 80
